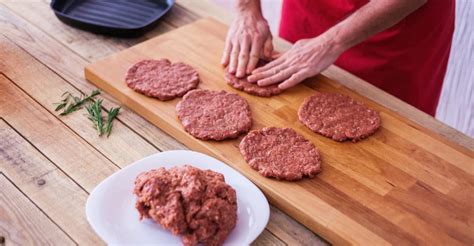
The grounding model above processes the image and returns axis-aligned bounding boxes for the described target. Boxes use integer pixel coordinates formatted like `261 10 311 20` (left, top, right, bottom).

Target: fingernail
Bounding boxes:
247 76 255 82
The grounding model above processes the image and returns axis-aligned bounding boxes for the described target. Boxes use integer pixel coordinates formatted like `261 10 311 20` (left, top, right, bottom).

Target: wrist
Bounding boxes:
323 26 350 55
236 1 263 18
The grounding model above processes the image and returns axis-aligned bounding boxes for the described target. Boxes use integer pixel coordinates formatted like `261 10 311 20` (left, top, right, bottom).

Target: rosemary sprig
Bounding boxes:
105 107 121 137
53 92 73 111
86 99 104 136
54 89 120 137
54 89 101 116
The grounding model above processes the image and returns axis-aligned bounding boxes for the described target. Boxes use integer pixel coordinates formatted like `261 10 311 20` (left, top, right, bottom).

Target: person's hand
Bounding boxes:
248 35 344 90
221 11 273 78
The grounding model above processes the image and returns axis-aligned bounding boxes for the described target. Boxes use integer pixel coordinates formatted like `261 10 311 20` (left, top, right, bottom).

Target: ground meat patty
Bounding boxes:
125 59 199 101
176 89 252 140
239 127 321 181
298 92 381 142
224 60 282 97
134 165 237 246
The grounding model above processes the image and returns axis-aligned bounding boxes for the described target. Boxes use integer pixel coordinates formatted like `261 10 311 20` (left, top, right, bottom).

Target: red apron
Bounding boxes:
279 0 454 116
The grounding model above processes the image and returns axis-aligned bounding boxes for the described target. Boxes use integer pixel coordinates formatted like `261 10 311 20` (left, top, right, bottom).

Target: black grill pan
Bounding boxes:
51 0 175 37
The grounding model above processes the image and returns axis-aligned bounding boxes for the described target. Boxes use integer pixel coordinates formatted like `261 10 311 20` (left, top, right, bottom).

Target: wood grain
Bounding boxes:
85 18 474 245
0 2 320 244
0 2 185 152
0 116 103 245
0 37 159 169
1 1 471 245
0 174 74 245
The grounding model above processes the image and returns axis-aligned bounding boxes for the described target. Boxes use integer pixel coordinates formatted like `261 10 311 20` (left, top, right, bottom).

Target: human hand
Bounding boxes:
248 36 344 90
221 11 273 78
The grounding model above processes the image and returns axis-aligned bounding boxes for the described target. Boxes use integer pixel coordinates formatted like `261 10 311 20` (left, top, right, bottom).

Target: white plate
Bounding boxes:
86 150 269 245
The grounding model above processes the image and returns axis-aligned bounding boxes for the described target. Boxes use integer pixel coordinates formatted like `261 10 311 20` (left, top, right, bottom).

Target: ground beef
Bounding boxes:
176 89 252 140
239 127 321 181
224 60 282 97
298 92 381 142
134 165 237 246
125 59 199 101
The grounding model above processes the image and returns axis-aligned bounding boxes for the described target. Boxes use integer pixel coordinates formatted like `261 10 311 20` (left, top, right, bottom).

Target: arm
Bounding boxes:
221 0 273 78
248 0 427 90
330 0 427 52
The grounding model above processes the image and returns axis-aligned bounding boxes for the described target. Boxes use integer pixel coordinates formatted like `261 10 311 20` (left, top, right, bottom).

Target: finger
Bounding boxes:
246 38 264 74
221 39 232 66
228 41 240 74
263 37 273 59
248 62 288 83
236 37 251 78
251 56 285 76
257 66 298 87
271 51 282 60
278 70 309 90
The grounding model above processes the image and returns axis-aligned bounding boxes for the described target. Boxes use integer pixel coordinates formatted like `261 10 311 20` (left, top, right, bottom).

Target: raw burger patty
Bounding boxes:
134 165 237 246
125 59 199 101
224 60 282 97
176 89 252 141
298 92 381 142
239 127 321 181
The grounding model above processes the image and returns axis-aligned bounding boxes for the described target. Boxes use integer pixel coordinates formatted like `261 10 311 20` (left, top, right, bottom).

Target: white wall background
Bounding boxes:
213 0 473 137
437 0 473 137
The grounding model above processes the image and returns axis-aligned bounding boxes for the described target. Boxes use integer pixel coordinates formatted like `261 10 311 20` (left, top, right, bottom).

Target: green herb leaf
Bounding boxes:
54 89 122 137
86 99 104 136
105 107 120 137
54 103 67 111
55 89 101 116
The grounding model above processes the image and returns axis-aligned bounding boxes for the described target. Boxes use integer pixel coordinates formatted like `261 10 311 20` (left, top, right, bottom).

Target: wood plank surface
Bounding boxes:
0 75 109 244
1 0 472 245
0 2 184 153
0 174 74 245
0 2 323 245
85 18 474 245
0 35 159 168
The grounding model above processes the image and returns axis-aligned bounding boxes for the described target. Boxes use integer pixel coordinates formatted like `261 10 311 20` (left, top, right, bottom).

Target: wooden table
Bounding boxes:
0 1 472 245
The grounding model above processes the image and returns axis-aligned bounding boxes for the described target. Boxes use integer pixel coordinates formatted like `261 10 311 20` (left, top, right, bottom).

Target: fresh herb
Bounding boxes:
53 89 121 137
105 107 121 137
53 91 73 111
53 89 101 116
86 99 104 136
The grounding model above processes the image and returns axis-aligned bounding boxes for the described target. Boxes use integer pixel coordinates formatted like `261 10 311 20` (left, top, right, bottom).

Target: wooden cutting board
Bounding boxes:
85 18 474 245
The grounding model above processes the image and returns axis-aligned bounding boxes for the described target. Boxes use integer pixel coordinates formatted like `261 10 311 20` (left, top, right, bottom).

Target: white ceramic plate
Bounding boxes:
86 150 269 245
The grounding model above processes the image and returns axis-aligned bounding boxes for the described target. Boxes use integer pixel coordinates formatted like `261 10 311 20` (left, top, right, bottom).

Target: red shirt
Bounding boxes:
279 0 455 116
